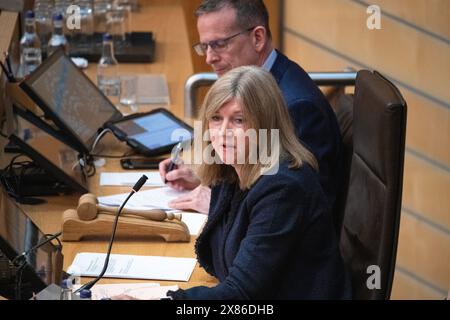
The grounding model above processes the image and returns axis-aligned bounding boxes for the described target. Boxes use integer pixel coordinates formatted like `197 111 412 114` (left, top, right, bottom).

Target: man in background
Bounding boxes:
160 0 342 219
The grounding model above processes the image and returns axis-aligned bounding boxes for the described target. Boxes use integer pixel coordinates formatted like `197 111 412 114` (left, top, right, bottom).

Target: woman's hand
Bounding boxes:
168 185 211 214
159 158 201 191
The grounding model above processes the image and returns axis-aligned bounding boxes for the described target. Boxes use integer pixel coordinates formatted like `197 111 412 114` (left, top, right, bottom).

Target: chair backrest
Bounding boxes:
339 70 407 300
333 93 354 236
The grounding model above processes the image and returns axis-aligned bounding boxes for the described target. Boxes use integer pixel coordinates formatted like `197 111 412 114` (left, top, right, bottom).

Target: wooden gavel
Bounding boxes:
77 193 182 222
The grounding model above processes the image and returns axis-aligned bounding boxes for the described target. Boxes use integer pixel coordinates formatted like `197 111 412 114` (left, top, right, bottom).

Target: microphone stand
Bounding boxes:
74 175 148 294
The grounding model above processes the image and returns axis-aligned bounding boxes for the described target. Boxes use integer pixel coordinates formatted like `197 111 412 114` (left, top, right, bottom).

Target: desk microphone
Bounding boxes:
74 175 148 293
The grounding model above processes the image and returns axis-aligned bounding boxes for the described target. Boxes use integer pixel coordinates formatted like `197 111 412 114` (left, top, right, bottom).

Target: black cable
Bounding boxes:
12 231 62 300
0 154 26 195
11 232 63 267
81 156 96 177
43 233 62 251
86 164 96 177
89 128 137 159
0 155 47 204
74 154 96 178
7 154 26 169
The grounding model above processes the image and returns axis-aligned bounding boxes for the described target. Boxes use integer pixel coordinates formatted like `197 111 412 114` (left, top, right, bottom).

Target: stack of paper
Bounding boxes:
74 283 179 300
68 253 197 282
98 187 188 210
97 187 208 235
100 172 165 187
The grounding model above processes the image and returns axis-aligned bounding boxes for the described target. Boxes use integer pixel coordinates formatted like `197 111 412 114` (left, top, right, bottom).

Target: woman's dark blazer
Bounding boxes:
169 161 352 299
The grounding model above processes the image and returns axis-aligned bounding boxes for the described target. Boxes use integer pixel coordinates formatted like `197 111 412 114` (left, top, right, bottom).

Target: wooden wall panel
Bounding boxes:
284 32 357 71
283 32 450 168
396 211 450 293
391 270 444 300
403 154 450 230
402 91 450 168
284 0 450 106
265 0 281 49
180 0 210 73
368 0 450 40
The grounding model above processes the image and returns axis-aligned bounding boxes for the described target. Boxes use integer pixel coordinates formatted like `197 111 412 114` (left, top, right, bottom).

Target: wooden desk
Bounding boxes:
14 2 217 291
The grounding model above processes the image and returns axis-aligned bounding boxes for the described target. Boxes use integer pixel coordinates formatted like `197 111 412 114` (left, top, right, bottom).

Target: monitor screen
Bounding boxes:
20 49 122 154
0 187 63 299
9 114 88 195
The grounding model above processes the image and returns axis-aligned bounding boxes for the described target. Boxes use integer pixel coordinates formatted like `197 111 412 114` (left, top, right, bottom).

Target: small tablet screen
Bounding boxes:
108 109 193 155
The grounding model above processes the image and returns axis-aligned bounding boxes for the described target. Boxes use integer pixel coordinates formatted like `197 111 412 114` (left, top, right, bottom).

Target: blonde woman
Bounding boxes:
163 66 352 300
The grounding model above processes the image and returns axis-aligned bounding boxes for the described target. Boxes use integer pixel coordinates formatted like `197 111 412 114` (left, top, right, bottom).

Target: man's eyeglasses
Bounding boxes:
193 27 256 56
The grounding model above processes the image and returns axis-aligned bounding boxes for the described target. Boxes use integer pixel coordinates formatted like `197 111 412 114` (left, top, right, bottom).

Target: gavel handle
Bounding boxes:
96 204 182 221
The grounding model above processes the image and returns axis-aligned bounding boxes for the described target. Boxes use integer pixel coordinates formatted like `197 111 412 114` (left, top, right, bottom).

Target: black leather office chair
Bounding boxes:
339 70 407 300
333 93 354 236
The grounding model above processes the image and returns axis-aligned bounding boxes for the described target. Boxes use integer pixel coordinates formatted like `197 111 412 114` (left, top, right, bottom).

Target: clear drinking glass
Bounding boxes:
94 0 112 34
106 9 126 44
113 0 133 40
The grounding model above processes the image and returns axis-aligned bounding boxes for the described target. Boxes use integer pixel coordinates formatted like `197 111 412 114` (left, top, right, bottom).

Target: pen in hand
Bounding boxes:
164 141 183 184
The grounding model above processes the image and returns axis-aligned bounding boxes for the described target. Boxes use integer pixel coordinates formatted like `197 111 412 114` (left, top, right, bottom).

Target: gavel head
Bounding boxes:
77 193 98 221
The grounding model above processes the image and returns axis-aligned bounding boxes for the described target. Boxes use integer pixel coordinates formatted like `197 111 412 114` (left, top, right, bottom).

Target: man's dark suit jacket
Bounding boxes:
168 161 351 299
270 51 342 210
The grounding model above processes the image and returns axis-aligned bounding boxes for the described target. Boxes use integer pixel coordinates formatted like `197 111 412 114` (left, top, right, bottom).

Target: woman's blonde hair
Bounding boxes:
196 66 318 189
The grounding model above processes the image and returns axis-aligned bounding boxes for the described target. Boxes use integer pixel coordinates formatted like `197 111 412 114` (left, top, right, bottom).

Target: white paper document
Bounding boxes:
181 212 207 236
97 187 207 235
98 187 190 210
68 253 197 282
100 172 165 187
74 283 179 300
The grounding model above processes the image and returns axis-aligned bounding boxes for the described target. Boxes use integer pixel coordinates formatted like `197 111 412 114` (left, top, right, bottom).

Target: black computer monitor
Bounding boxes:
8 113 89 195
0 187 64 299
19 49 122 154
